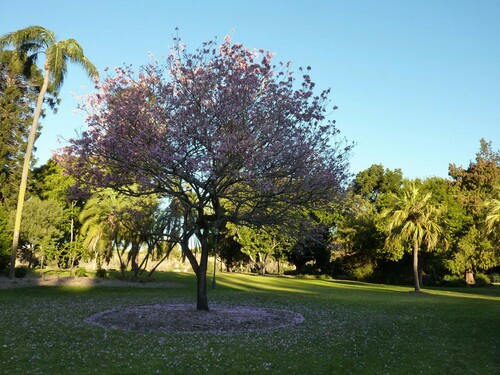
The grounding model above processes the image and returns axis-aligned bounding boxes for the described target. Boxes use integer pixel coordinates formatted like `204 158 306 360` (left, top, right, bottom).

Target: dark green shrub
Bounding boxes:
422 273 439 287
317 274 332 280
95 268 107 278
14 266 29 278
0 249 9 271
474 273 491 287
0 207 10 271
489 273 500 283
75 266 87 277
440 276 467 287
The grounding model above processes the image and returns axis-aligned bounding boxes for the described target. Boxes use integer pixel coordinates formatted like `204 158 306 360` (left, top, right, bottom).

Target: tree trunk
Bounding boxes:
465 269 475 285
197 232 210 311
9 68 50 279
147 243 175 277
413 240 421 292
179 233 209 311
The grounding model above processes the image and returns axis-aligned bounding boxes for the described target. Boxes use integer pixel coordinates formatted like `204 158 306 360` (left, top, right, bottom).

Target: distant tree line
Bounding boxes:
1 140 497 288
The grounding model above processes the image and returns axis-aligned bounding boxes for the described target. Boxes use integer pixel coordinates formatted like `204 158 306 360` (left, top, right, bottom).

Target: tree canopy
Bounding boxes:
62 36 351 309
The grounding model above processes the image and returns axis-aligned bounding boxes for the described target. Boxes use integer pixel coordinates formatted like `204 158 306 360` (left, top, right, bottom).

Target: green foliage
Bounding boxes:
19 197 65 268
31 159 76 203
79 188 162 274
95 268 107 278
78 189 128 265
441 275 468 287
333 196 384 279
449 138 499 217
489 273 500 283
1 25 97 276
217 226 247 272
74 266 86 277
422 177 472 240
474 273 492 287
0 26 98 92
380 183 447 290
0 206 10 270
444 225 496 275
353 164 403 205
0 50 46 208
381 184 447 257
233 225 283 275
484 184 500 235
13 265 28 278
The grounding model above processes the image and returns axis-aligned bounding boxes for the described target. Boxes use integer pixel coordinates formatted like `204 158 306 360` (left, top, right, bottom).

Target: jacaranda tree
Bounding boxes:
63 36 351 310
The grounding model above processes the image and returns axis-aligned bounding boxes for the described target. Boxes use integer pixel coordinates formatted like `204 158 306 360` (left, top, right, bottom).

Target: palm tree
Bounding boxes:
0 26 98 278
380 184 446 292
79 190 125 271
484 185 500 235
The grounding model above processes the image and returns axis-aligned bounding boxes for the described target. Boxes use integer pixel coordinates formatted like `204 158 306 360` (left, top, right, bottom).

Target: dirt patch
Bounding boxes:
86 304 305 334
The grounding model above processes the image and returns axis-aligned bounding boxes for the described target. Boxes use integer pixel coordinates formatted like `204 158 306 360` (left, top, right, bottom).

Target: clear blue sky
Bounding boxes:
2 0 499 180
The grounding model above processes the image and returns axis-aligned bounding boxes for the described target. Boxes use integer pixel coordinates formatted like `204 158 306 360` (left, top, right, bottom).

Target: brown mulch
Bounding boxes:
85 303 305 334
1 275 305 334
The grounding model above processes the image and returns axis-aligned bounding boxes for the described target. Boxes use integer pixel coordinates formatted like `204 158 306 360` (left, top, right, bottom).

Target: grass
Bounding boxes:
0 271 498 374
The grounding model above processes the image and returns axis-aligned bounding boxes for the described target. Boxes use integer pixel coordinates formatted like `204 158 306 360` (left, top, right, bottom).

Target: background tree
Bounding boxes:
446 139 499 279
0 25 98 278
352 164 403 207
0 207 10 269
63 36 351 310
449 138 499 216
79 189 125 270
216 225 247 272
332 196 384 280
484 185 499 234
0 49 55 271
444 225 495 281
18 197 64 270
234 225 283 275
0 50 48 208
330 165 403 281
380 183 447 292
31 158 84 269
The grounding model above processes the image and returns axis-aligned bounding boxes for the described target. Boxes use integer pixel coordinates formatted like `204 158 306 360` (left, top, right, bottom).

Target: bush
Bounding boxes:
95 268 107 278
440 275 467 288
0 250 9 271
422 273 439 287
489 273 500 283
75 266 87 277
0 208 10 271
474 273 491 287
14 266 29 278
317 274 332 280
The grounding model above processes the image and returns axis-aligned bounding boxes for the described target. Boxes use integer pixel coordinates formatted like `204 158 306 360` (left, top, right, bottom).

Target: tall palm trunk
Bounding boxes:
9 68 50 278
413 239 421 292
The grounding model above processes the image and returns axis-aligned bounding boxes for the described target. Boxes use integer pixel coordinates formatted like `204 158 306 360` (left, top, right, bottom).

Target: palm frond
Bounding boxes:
0 25 55 52
46 42 67 90
63 39 99 81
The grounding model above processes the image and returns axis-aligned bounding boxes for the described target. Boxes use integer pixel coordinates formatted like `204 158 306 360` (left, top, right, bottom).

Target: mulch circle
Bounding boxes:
85 304 305 334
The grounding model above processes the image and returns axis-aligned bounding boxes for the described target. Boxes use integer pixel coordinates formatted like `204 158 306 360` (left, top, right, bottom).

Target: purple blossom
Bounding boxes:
60 35 352 310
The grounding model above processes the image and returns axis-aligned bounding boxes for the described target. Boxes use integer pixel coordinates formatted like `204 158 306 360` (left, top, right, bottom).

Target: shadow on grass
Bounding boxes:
2 271 498 302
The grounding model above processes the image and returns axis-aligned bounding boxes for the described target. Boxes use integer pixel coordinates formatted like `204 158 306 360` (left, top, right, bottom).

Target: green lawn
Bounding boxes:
0 272 498 374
